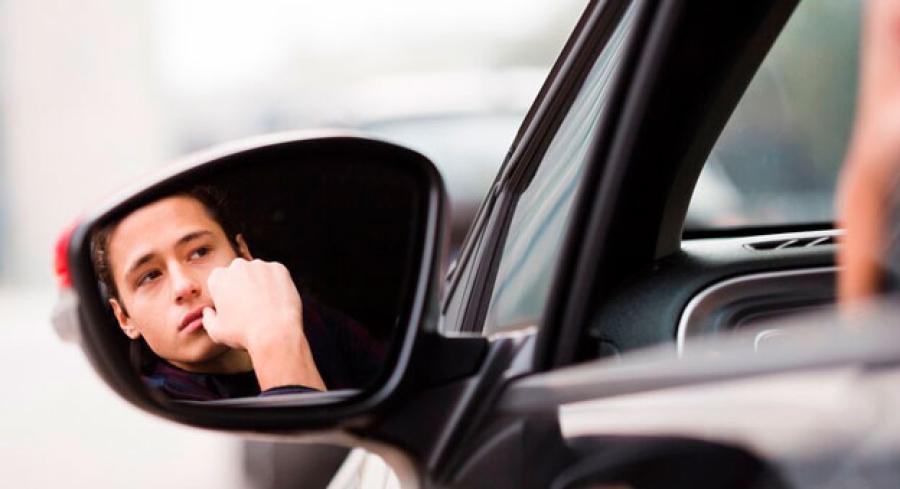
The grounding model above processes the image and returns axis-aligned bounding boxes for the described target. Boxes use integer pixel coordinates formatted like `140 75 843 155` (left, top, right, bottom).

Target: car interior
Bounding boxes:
516 0 854 370
587 228 838 359
582 1 852 361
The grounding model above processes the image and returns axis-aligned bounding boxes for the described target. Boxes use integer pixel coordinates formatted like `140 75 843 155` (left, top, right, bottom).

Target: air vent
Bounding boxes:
745 234 836 251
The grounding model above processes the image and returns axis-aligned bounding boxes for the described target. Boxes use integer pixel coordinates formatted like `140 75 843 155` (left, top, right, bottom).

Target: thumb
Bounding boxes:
202 307 219 337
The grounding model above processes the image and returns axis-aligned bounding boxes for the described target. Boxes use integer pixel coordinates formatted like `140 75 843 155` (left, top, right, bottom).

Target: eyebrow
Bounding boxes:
123 230 214 281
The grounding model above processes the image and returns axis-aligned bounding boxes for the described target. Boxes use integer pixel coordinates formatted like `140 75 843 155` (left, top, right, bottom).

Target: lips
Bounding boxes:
179 307 207 334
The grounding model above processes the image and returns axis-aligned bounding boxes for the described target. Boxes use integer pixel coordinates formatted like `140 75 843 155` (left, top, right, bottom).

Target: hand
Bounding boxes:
838 0 900 304
203 258 302 350
203 258 326 391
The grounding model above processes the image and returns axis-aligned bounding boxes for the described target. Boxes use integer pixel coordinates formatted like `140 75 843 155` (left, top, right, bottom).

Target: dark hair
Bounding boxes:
90 185 242 373
91 185 241 308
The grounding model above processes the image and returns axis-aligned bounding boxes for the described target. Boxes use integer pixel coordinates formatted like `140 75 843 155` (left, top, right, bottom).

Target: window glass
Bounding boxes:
687 0 861 229
483 3 636 334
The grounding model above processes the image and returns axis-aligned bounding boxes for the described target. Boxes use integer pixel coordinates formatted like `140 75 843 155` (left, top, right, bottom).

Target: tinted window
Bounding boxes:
483 3 637 334
687 0 861 229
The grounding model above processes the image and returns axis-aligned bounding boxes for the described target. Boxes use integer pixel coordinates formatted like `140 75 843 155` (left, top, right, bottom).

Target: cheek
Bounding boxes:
193 263 225 293
129 277 170 309
210 246 239 266
205 253 233 272
127 292 174 338
196 266 215 286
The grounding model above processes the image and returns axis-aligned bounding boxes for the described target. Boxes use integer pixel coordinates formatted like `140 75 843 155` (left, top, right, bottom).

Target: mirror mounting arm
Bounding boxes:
405 332 489 390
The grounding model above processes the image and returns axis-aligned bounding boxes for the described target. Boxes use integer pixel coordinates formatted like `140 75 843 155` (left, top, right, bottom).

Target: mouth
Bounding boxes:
179 307 207 334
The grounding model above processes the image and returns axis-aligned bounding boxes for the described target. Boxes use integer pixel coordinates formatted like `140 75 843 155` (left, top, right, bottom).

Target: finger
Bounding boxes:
859 0 900 117
206 267 225 300
202 307 218 336
208 266 222 285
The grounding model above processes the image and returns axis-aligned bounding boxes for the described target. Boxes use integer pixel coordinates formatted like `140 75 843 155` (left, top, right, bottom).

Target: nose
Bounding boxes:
171 263 201 304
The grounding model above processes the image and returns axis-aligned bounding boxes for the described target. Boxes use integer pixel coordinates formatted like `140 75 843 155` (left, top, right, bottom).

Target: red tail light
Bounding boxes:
52 219 82 343
53 219 79 290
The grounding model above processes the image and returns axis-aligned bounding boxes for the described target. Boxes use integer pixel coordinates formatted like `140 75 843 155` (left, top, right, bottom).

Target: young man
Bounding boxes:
91 187 384 400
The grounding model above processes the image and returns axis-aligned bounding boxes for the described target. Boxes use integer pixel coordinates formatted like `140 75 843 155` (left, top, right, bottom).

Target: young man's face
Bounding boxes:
107 195 247 371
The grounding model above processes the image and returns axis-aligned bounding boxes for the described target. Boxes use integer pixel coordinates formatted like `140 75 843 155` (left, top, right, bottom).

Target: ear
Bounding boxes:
236 234 253 260
110 298 141 340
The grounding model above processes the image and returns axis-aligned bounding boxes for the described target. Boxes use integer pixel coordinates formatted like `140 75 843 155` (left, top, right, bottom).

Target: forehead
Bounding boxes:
107 195 223 274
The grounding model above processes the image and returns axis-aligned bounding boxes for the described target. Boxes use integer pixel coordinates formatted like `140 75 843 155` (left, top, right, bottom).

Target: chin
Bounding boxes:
179 336 230 364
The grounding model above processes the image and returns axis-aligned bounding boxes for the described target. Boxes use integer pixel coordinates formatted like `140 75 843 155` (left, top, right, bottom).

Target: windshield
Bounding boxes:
686 0 861 230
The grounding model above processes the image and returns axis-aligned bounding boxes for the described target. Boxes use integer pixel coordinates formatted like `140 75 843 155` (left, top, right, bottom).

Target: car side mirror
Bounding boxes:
61 133 484 430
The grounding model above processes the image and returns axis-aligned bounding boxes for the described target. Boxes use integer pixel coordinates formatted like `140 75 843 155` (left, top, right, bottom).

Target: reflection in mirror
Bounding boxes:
87 150 425 402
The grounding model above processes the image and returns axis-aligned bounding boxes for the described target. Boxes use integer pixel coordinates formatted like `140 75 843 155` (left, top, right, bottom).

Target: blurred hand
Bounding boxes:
838 0 900 304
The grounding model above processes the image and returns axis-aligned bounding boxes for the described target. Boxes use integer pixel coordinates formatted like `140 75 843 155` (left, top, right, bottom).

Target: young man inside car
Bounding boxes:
90 186 384 401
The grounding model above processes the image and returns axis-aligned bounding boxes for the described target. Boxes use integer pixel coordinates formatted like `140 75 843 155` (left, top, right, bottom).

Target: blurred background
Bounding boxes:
0 0 862 487
0 0 585 487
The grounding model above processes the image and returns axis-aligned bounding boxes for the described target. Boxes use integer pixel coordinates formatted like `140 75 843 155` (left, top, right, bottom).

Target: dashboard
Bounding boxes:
585 230 840 359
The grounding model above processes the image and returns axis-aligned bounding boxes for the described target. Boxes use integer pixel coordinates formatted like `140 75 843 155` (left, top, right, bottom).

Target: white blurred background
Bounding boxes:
0 1 586 487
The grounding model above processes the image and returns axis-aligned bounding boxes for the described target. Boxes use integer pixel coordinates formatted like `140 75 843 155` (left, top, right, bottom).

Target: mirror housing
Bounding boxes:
65 132 481 431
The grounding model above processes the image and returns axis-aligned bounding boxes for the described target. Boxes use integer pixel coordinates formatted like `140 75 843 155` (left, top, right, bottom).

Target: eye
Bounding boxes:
189 246 211 260
136 269 161 288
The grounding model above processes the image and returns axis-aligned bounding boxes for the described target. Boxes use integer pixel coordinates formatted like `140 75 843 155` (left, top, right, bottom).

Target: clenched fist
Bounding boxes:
203 258 325 391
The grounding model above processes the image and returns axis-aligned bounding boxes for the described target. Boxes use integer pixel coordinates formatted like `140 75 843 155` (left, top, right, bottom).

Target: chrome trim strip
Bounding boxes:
808 235 832 247
775 239 799 250
738 228 842 251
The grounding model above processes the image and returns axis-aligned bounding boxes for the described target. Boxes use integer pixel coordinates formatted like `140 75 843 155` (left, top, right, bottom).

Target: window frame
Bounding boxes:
440 0 637 335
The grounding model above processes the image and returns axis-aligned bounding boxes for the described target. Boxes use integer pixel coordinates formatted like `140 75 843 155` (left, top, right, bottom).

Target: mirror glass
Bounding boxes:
83 140 432 403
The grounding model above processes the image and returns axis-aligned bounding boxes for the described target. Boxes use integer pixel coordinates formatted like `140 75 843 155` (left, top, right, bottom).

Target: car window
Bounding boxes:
482 3 637 335
686 0 861 230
